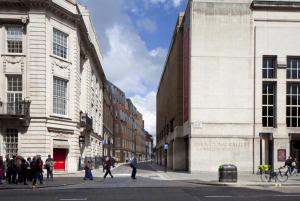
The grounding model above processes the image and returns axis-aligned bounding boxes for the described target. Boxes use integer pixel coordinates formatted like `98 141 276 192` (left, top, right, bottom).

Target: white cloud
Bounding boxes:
136 18 158 33
103 24 167 95
148 0 184 8
131 91 156 136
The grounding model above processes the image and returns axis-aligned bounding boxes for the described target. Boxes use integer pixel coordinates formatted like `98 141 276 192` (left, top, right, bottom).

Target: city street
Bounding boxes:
0 163 300 201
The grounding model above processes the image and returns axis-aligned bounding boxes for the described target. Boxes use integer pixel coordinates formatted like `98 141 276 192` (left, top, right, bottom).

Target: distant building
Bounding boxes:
0 0 105 172
157 0 300 172
109 82 148 162
103 80 114 157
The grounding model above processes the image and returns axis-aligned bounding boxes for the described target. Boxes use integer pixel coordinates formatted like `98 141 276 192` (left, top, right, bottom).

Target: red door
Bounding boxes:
53 148 66 171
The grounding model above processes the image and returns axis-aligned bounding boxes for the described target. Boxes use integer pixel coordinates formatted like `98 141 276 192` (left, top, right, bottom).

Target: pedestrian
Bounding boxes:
5 155 12 184
32 156 43 187
103 156 114 179
45 155 54 180
83 160 93 180
11 155 18 184
0 156 4 184
26 157 32 182
291 158 298 176
284 156 293 175
130 155 137 180
20 158 28 185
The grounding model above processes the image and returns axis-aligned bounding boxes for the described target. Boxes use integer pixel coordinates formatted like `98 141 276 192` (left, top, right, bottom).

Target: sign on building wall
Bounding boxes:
277 149 286 162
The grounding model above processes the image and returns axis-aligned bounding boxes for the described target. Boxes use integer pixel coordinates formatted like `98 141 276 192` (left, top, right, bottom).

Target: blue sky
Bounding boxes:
78 0 188 136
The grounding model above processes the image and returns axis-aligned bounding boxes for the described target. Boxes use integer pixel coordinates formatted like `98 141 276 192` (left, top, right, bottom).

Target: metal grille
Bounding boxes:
7 27 22 53
53 77 68 115
53 29 68 59
4 129 18 158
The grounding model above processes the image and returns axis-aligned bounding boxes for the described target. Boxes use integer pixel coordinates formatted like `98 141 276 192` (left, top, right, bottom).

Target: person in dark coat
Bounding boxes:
284 156 293 175
103 157 114 179
130 156 137 180
5 155 12 184
32 156 43 187
83 161 93 180
19 158 28 185
0 156 4 184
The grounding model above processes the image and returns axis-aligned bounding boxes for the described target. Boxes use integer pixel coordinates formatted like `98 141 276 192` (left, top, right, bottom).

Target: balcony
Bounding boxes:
80 112 93 130
0 101 31 118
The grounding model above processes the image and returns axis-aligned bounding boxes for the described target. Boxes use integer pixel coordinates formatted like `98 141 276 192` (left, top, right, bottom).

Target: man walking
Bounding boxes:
45 155 54 180
130 156 137 180
103 156 114 179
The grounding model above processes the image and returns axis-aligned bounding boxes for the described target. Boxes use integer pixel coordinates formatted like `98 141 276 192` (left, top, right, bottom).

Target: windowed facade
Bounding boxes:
7 26 22 53
287 57 300 79
53 77 68 115
286 83 300 127
262 83 275 127
263 56 276 79
7 75 22 114
4 129 18 157
53 29 68 59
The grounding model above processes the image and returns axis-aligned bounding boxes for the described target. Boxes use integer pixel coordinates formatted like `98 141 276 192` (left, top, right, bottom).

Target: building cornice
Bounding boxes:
251 1 300 10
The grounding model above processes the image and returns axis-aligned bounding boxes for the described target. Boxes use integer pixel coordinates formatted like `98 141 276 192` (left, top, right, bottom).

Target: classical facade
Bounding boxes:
157 0 300 173
0 0 106 172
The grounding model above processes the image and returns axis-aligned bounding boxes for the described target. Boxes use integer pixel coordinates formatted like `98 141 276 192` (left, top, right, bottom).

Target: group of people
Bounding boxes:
83 155 138 180
284 156 298 176
0 154 54 186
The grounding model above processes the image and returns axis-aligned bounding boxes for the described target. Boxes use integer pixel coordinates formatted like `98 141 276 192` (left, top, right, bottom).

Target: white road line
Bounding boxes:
59 199 87 201
274 195 300 197
205 196 233 198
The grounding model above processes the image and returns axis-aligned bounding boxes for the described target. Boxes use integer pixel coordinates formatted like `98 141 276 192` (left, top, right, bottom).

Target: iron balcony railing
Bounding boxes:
80 112 93 129
0 101 31 117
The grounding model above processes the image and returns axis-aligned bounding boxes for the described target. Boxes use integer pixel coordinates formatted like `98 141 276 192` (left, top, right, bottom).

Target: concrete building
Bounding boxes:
0 0 105 172
157 0 300 173
145 131 153 161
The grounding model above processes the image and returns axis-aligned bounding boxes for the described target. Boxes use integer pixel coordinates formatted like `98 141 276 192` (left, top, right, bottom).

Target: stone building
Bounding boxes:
145 131 153 161
0 0 105 172
157 0 300 173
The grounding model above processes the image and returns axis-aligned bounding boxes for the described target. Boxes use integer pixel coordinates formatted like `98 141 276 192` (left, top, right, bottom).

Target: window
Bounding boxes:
262 83 275 127
287 83 300 127
7 26 22 53
4 129 18 158
7 75 22 114
287 57 300 79
263 56 276 78
53 77 68 115
53 29 68 59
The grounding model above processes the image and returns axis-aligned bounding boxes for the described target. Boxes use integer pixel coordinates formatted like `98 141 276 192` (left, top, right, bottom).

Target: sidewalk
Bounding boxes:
149 163 300 187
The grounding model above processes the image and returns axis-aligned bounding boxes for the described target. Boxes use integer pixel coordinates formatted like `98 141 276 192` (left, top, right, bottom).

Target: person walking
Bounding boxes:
284 156 293 175
130 156 137 180
26 157 32 182
0 156 4 184
291 158 298 176
11 155 18 184
103 156 114 179
45 155 54 180
83 160 93 180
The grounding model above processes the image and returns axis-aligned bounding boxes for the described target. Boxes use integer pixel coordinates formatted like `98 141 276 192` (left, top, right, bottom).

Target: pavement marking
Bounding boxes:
204 196 233 198
273 195 300 197
59 199 87 201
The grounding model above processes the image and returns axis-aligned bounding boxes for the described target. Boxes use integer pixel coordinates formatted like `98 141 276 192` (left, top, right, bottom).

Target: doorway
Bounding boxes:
290 140 300 170
259 133 274 169
53 148 67 171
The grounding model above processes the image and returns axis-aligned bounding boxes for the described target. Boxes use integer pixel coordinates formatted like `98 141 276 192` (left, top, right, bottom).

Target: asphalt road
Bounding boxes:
0 163 299 201
0 186 300 201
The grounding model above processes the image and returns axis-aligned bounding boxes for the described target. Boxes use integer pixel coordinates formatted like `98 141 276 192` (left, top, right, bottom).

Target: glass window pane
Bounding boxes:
263 106 267 116
262 117 267 127
268 117 273 127
268 95 274 105
263 95 268 105
268 107 274 116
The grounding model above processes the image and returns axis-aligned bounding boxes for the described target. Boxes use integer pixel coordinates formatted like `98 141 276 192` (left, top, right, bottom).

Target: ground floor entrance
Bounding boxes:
53 148 67 171
290 136 300 170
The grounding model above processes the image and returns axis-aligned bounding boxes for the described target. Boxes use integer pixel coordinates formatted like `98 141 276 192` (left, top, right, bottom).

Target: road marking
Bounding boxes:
60 199 87 201
274 195 300 197
205 196 232 198
193 195 201 201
